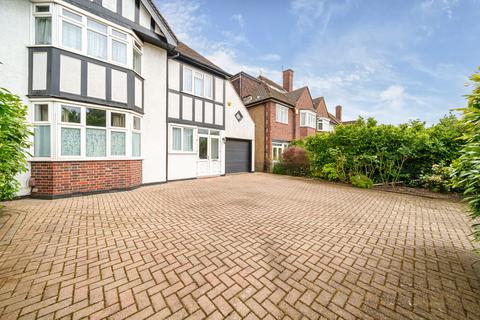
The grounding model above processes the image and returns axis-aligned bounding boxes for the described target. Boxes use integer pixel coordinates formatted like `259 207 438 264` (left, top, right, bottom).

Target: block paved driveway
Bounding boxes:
0 173 479 320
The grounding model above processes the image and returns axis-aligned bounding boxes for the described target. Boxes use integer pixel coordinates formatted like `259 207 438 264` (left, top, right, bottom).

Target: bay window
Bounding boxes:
87 19 108 60
276 104 288 124
34 5 52 45
61 9 82 51
132 116 141 157
133 42 142 74
111 29 127 64
33 104 51 157
204 75 213 99
86 108 106 157
33 103 141 159
300 111 316 128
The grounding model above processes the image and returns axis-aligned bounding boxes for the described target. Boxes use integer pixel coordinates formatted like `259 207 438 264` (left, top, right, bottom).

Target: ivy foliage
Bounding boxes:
0 89 32 200
452 69 480 241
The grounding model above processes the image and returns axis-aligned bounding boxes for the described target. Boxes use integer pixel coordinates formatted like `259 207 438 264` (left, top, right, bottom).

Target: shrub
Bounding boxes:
350 174 373 189
452 68 480 242
279 146 310 176
419 164 452 193
272 163 287 175
0 88 32 200
321 163 338 181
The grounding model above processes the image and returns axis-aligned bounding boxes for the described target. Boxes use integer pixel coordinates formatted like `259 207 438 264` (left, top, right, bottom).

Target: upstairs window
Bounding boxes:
61 9 83 51
300 111 316 128
87 19 108 59
194 72 204 96
183 67 193 93
34 5 52 45
133 41 142 74
204 75 213 99
276 104 288 124
317 119 323 131
111 29 127 64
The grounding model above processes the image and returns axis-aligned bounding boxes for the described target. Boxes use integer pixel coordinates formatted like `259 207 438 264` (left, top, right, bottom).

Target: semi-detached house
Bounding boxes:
1 0 255 198
231 69 342 172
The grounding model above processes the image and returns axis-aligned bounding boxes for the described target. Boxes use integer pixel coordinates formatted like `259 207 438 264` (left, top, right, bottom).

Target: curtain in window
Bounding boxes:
86 128 106 157
112 40 127 64
183 69 192 92
35 17 51 45
62 21 82 50
194 76 204 96
172 128 182 151
111 113 125 127
204 77 212 98
34 125 51 157
111 131 126 156
132 133 141 157
61 127 81 156
88 30 107 59
35 105 49 121
183 128 193 152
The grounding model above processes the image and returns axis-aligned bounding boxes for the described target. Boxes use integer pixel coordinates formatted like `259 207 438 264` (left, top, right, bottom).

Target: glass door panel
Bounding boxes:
211 137 219 160
199 136 208 160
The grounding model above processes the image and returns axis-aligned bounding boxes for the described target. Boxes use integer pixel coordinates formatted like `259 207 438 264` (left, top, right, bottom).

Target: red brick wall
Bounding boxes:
231 75 261 98
268 102 296 143
299 127 316 139
31 160 142 197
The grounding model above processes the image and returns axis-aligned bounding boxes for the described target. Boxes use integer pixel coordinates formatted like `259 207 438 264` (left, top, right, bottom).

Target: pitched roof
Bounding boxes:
175 42 229 76
245 82 295 107
143 0 177 46
328 112 341 125
313 97 330 118
257 76 286 92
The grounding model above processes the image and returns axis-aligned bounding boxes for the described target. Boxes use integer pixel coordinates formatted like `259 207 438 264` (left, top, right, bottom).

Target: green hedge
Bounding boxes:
0 88 31 200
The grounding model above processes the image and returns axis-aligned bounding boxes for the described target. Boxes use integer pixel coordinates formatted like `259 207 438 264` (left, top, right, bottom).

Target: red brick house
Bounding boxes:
231 69 343 172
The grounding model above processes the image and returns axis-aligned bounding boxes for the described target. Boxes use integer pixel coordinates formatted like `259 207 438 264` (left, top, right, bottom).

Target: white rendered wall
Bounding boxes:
141 43 167 184
225 81 256 171
0 0 33 196
168 153 197 180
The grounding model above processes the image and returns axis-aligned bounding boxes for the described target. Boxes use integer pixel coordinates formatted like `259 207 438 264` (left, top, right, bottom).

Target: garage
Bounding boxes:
225 139 251 173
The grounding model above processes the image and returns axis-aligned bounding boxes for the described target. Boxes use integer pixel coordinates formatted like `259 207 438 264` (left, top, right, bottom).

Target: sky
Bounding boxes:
155 0 479 124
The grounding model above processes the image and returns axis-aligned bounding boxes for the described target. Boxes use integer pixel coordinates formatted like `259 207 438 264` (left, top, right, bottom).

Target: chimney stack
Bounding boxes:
282 69 294 92
335 105 342 122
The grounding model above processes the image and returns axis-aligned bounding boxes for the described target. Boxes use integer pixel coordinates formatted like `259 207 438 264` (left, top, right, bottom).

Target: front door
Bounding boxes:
197 131 221 176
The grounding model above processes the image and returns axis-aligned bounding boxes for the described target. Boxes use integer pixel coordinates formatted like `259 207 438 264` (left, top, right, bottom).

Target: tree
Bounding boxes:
452 69 480 242
0 88 32 200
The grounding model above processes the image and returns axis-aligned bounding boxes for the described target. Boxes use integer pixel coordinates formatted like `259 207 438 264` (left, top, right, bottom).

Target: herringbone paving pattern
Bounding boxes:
0 173 479 319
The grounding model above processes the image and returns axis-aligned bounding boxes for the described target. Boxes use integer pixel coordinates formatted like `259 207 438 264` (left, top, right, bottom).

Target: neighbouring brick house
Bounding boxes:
231 69 343 172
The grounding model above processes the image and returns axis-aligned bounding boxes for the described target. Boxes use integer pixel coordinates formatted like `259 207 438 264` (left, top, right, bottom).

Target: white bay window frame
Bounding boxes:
36 3 140 71
300 110 316 128
29 100 141 160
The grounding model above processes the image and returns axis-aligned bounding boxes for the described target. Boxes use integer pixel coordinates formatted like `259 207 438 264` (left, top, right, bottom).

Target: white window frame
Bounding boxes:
85 107 108 158
132 116 142 157
87 18 109 60
132 40 143 75
182 66 215 100
272 142 289 163
58 105 84 158
109 112 128 157
32 103 53 159
300 110 316 128
51 4 139 69
32 4 53 46
169 125 196 154
276 104 289 124
317 117 330 132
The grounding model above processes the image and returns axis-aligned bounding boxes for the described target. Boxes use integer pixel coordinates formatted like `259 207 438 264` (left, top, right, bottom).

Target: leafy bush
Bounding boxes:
272 162 287 175
0 88 31 200
273 146 310 176
279 146 310 176
321 163 338 181
350 174 373 189
303 115 463 187
452 68 480 241
419 164 452 193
